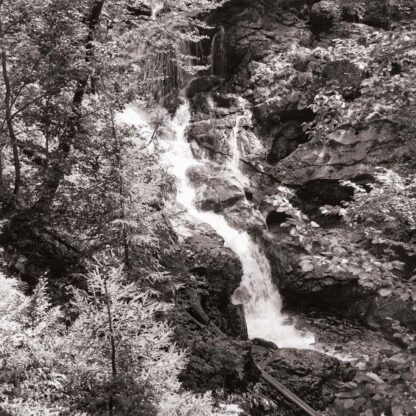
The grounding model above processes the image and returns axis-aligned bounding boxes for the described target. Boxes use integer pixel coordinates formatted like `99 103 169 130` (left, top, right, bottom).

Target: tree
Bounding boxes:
0 257 238 416
0 0 226 213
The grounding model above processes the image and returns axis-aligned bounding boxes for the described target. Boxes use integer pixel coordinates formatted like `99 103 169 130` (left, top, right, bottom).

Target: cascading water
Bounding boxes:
162 101 314 349
210 26 227 77
229 113 250 188
150 1 163 19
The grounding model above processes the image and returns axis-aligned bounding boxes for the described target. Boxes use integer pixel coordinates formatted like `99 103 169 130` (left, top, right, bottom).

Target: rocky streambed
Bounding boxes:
156 0 416 415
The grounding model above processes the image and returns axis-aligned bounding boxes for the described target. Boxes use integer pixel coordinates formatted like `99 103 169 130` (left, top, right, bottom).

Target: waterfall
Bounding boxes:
150 1 163 19
150 37 206 100
229 114 250 188
210 26 227 77
162 102 314 349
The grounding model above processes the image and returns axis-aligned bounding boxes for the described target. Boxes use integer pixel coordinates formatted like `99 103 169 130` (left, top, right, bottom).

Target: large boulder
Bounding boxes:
188 93 250 163
271 121 399 185
183 232 242 312
188 118 236 161
206 0 313 77
310 1 340 33
251 338 355 412
267 119 312 164
253 92 303 124
188 167 264 232
179 337 250 392
186 76 224 98
190 170 246 213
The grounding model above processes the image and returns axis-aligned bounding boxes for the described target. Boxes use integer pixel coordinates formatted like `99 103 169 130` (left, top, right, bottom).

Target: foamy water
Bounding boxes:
161 102 314 349
118 101 314 348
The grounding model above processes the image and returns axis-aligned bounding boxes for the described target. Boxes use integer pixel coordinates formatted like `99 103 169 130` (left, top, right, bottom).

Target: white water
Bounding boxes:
229 114 250 188
162 102 314 349
144 0 163 19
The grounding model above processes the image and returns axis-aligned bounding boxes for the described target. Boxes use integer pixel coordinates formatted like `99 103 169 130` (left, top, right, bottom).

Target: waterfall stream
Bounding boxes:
162 102 314 349
211 26 227 77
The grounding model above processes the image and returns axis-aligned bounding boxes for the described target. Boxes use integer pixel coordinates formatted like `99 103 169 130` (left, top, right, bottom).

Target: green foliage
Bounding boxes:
0 273 66 415
0 258 235 416
339 169 416 280
341 170 416 234
0 0 226 213
269 183 412 293
306 19 416 143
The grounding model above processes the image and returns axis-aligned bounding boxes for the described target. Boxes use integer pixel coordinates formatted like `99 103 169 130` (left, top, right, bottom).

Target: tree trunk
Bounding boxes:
110 109 130 267
103 277 116 416
0 145 3 187
0 16 21 199
33 0 106 212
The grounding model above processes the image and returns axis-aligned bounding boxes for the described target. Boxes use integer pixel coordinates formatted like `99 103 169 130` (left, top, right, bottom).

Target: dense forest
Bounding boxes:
0 0 415 415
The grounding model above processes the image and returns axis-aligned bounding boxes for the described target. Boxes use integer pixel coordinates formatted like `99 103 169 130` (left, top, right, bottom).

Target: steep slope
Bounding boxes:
164 0 416 414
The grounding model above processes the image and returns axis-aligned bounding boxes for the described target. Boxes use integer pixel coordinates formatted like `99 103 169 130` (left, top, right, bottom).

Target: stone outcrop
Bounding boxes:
251 338 355 414
263 230 416 344
179 337 250 392
183 232 242 312
271 121 399 185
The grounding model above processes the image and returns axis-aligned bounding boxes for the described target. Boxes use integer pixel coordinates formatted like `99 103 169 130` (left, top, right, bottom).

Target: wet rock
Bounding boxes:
186 75 224 98
267 120 311 164
166 230 250 394
207 0 313 78
295 311 416 415
251 338 355 410
179 337 250 392
227 304 249 339
350 292 416 335
188 120 233 160
310 1 340 34
296 178 355 206
190 93 244 122
184 233 242 311
192 173 246 213
253 93 303 124
187 166 258 230
264 230 416 341
263 233 367 311
161 220 245 336
161 88 183 114
224 199 266 235
188 118 250 163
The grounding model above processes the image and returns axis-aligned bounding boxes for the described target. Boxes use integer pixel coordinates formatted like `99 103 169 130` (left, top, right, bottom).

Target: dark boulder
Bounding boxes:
310 1 340 34
186 76 224 98
179 337 250 392
251 338 355 411
271 121 399 185
296 178 355 206
184 233 242 311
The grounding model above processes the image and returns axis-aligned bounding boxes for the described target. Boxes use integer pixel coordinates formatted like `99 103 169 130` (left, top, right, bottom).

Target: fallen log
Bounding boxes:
255 363 319 416
183 303 319 416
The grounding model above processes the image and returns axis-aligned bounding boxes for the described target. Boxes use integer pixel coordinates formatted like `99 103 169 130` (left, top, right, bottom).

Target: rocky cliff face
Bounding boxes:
164 0 416 414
